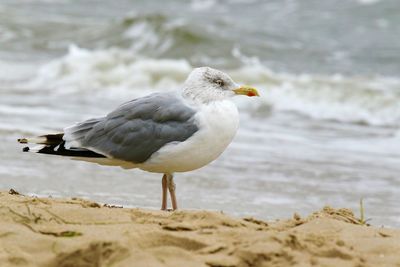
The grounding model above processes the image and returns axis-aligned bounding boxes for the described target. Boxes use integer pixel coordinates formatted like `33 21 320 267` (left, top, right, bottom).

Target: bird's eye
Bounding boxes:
215 79 224 86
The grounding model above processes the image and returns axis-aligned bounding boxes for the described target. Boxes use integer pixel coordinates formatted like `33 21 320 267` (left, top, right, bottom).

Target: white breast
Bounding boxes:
140 100 239 173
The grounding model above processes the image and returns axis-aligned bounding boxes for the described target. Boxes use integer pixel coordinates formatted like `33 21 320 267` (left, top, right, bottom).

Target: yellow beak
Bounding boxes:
233 85 260 97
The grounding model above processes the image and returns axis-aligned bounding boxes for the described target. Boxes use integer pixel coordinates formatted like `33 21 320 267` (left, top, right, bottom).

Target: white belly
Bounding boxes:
139 100 239 173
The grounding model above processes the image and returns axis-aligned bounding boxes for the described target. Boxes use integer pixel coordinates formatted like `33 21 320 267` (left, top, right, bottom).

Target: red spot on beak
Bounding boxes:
247 91 256 97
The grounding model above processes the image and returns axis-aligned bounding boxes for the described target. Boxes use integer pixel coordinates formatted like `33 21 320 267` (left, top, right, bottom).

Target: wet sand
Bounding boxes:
0 190 399 267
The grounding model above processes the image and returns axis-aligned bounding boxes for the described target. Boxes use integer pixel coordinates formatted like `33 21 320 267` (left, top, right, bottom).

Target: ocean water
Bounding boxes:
0 0 399 227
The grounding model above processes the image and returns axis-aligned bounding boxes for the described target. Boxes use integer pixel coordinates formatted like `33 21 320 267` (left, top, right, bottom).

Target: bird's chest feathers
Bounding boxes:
173 100 239 170
196 101 239 149
141 100 239 173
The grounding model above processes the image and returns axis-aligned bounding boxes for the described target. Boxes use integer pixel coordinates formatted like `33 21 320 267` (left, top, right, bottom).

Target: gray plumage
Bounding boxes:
64 92 199 163
17 67 259 211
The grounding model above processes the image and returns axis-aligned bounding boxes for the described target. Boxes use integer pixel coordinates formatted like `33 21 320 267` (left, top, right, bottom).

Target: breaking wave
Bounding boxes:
25 46 400 127
120 13 213 57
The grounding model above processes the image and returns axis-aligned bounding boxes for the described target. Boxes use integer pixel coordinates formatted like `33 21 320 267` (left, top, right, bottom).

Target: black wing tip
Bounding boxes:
22 147 30 152
18 138 28 144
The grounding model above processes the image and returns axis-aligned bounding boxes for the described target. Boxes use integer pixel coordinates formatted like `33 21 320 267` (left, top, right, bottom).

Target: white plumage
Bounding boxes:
141 99 239 173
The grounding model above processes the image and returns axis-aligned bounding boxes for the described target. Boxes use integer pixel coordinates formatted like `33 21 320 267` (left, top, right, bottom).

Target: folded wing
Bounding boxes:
63 92 199 163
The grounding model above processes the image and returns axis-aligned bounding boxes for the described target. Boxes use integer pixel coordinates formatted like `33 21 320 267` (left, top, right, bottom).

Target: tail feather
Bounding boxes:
17 133 64 145
64 118 101 140
18 133 105 158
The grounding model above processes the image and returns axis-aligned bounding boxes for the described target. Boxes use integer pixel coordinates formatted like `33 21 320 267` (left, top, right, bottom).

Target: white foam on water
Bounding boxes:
190 0 217 11
356 0 381 5
231 64 400 127
0 60 38 82
20 46 400 127
25 45 192 94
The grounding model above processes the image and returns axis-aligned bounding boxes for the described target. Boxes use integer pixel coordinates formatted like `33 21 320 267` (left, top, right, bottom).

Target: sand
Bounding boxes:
0 190 399 267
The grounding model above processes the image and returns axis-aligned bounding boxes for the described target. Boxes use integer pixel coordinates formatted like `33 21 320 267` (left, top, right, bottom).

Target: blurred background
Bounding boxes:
0 0 399 226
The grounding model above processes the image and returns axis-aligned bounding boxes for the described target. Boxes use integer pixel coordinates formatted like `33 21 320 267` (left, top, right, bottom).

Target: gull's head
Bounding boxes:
182 67 259 103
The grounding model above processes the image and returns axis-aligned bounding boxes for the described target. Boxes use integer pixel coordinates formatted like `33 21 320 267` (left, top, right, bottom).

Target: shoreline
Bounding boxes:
1 190 399 267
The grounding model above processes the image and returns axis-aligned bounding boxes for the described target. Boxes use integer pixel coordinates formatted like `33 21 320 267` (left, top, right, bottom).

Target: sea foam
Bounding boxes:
22 45 400 127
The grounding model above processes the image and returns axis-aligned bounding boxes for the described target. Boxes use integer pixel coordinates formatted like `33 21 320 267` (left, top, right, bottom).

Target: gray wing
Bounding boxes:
64 93 199 163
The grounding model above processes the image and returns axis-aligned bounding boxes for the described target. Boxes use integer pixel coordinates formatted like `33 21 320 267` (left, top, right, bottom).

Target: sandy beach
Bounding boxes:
0 190 399 267
1 2 400 267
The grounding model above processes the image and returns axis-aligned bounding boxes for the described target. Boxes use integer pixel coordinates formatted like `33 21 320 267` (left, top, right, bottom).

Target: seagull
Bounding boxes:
18 67 259 210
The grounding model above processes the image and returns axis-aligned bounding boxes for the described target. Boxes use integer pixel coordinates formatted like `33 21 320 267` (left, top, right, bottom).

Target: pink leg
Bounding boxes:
161 174 168 210
166 174 178 210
